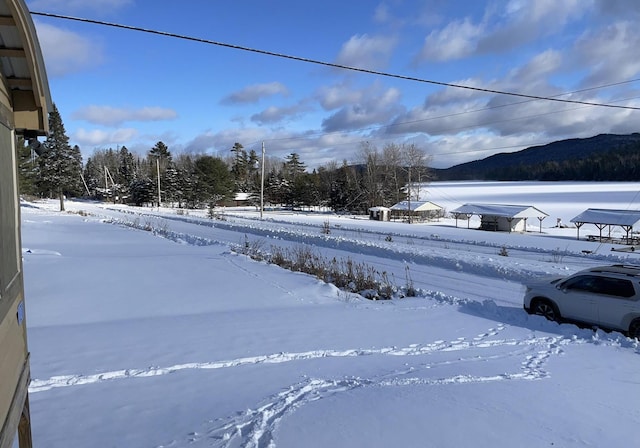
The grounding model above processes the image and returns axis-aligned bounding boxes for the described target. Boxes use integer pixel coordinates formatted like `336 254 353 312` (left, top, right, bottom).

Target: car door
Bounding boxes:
555 275 599 324
592 277 639 331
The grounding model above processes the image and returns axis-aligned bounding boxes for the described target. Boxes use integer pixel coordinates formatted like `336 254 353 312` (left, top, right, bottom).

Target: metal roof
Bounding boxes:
390 200 442 212
451 203 548 218
0 0 51 135
570 208 640 226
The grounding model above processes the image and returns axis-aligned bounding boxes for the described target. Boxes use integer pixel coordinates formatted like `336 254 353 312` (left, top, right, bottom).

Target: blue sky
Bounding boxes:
27 0 640 169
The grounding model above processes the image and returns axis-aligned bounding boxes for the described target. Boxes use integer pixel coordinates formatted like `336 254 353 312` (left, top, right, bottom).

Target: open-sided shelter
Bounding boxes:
570 208 640 243
0 2 51 447
451 203 548 233
390 200 443 222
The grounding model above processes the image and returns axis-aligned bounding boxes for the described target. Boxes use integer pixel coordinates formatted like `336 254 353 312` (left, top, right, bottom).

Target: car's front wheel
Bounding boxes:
628 318 640 340
531 299 559 322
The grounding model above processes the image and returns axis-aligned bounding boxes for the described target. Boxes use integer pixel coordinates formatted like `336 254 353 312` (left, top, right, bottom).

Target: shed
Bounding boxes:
369 206 391 221
390 200 443 223
570 208 640 243
0 1 52 447
451 203 548 233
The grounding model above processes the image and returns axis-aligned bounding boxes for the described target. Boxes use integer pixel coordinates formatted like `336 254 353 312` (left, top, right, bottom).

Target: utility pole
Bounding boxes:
156 157 161 208
260 141 265 219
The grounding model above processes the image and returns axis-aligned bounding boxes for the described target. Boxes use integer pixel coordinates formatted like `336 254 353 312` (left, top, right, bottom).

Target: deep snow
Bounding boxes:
20 181 640 448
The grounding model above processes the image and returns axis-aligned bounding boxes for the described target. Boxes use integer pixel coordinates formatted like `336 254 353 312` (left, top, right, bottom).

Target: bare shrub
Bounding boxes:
231 242 416 301
404 265 417 297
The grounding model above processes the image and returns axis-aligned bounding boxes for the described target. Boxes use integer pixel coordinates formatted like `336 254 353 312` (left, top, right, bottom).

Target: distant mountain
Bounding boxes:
434 133 640 180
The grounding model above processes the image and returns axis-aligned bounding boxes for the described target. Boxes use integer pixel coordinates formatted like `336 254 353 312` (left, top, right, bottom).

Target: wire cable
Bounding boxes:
31 11 640 111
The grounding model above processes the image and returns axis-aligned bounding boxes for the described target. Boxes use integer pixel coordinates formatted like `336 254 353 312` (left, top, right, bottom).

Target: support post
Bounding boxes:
260 142 265 220
156 158 161 208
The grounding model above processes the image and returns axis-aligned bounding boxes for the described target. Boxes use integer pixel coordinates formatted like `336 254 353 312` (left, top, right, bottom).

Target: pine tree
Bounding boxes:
230 142 249 191
83 157 102 198
36 103 83 211
117 146 136 201
16 136 38 195
193 155 233 206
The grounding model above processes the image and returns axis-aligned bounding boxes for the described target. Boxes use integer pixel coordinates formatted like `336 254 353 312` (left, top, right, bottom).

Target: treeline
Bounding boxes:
19 104 432 213
485 141 640 181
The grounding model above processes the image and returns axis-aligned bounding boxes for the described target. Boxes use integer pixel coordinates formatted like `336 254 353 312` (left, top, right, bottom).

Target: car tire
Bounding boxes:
629 318 640 340
531 299 559 322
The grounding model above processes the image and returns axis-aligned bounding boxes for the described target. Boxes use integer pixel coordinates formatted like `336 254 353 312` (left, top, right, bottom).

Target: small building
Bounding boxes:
451 203 548 233
390 200 443 223
570 208 640 243
369 206 391 221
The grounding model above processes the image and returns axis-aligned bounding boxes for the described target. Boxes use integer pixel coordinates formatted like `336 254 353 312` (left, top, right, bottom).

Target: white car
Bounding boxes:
523 264 640 338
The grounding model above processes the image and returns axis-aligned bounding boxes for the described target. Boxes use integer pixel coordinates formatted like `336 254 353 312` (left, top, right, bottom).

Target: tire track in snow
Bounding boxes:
176 329 568 448
30 324 533 393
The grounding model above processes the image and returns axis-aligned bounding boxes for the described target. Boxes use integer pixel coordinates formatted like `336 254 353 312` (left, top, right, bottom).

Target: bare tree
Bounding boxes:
358 141 383 207
402 143 432 223
382 143 404 205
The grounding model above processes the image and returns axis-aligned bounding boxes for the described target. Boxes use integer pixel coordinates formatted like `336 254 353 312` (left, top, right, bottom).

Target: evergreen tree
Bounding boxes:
83 157 102 198
193 155 233 206
36 103 83 210
230 142 249 191
129 177 155 206
148 141 172 205
283 153 306 179
17 136 38 195
116 146 135 201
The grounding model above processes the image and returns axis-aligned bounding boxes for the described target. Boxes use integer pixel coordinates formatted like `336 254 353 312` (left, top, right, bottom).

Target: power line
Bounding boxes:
31 11 640 112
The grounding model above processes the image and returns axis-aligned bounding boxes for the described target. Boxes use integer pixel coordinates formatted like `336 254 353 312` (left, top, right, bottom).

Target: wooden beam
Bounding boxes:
17 395 32 448
0 16 15 26
0 356 30 448
6 78 31 89
0 48 25 58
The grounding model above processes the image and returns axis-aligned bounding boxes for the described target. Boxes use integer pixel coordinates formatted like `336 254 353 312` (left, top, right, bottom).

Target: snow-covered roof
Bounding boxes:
451 203 548 218
390 201 442 212
570 208 640 226
369 206 391 211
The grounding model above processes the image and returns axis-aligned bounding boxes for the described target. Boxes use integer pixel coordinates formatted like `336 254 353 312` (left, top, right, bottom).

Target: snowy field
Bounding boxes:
21 181 640 448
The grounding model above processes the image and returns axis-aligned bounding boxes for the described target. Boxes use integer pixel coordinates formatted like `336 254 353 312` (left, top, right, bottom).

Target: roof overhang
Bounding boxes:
570 208 640 227
0 0 51 136
452 203 548 219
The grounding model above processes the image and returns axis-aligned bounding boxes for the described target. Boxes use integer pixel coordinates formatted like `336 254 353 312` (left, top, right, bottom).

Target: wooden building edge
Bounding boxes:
0 1 51 447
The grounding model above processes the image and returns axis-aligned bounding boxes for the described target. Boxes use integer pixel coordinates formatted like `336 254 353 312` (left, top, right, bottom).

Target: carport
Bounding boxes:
570 208 640 243
451 203 548 233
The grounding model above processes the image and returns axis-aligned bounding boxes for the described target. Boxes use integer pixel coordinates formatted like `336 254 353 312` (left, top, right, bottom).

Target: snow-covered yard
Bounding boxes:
21 181 640 447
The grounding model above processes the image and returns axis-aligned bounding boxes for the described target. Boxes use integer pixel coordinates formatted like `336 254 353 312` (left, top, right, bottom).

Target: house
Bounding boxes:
0 1 52 446
390 200 443 222
451 203 548 232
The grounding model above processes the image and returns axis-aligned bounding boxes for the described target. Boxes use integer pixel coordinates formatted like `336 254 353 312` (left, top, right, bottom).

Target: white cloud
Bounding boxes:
73 106 178 126
34 22 103 76
73 128 138 147
335 34 398 70
221 82 289 105
416 0 587 63
321 83 403 132
417 18 484 61
317 83 367 110
502 49 563 90
251 102 313 125
573 21 640 86
477 0 587 54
